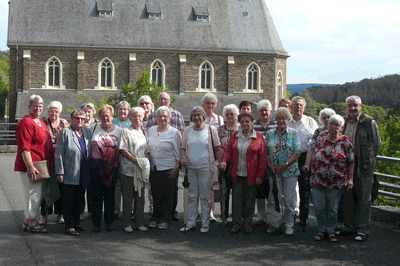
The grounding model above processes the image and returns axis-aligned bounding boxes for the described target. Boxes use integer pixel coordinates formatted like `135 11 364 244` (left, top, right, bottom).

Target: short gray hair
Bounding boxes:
274 107 291 120
190 106 207 122
116 101 131 111
129 107 145 118
47 101 62 112
201 92 218 106
29 94 44 106
81 102 96 114
155 106 171 117
346 95 362 105
158 91 170 100
318 108 336 124
329 114 345 127
137 95 154 111
257 100 272 111
222 104 239 120
292 96 306 107
70 108 85 119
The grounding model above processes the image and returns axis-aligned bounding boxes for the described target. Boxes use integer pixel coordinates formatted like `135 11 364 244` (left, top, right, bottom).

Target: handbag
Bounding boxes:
265 175 283 228
32 160 50 180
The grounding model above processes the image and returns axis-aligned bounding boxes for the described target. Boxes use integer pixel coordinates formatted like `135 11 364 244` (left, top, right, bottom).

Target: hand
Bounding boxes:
347 179 354 191
181 159 188 169
302 165 310 172
219 162 227 170
169 166 180 179
255 177 262 186
275 164 286 174
57 174 64 183
27 166 39 181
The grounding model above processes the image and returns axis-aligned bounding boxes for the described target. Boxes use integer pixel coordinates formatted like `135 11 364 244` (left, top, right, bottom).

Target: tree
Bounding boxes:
0 51 10 118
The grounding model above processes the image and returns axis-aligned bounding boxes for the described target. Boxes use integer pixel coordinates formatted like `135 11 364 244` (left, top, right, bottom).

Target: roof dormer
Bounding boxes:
97 0 113 18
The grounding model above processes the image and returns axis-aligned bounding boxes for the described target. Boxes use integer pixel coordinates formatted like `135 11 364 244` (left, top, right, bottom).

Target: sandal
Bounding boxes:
314 232 326 241
328 234 339 243
354 233 368 242
335 229 351 236
29 224 47 233
22 223 29 232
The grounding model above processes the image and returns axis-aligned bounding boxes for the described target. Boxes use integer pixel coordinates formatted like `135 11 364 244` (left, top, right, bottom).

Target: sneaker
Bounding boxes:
124 226 134 233
138 226 148 232
230 227 240 234
244 227 253 234
149 221 158 228
200 225 209 233
267 225 277 234
158 222 170 230
39 215 46 225
80 214 84 221
57 215 65 224
180 224 197 232
285 226 294 236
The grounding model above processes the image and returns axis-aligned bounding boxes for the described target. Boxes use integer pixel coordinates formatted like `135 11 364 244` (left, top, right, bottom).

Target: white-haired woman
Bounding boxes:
147 106 182 230
39 101 70 224
181 106 222 233
265 107 301 236
217 104 239 224
15 94 53 233
81 102 98 127
138 95 154 129
253 100 276 226
119 107 150 233
201 92 224 127
303 115 354 243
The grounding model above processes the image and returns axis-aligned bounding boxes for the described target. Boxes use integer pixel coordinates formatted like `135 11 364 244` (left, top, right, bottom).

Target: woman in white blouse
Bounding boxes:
147 106 182 230
181 106 222 233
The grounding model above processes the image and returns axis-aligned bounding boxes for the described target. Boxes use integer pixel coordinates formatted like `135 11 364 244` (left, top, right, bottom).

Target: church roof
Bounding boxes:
7 0 288 56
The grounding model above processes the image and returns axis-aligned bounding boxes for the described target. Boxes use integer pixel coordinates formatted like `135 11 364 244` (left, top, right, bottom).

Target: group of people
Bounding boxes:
15 92 380 243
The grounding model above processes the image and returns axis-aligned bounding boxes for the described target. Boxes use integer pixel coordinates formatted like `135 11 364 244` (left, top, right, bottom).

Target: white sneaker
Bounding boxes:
57 215 65 224
200 225 209 233
148 221 158 228
138 226 148 232
39 215 46 225
267 225 277 234
180 224 197 232
124 226 134 233
158 222 170 230
285 226 294 236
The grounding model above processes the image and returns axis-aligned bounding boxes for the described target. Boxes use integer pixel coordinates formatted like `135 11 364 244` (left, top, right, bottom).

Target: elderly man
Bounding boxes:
336 95 381 242
288 96 318 227
146 91 185 221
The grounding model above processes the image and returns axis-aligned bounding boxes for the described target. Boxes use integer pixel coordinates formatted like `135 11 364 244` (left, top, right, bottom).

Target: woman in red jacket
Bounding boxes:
220 112 267 234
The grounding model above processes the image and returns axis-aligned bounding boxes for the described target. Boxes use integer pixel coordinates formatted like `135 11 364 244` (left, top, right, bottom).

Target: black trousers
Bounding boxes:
62 183 85 230
91 168 115 228
298 152 310 225
150 168 174 223
172 176 179 216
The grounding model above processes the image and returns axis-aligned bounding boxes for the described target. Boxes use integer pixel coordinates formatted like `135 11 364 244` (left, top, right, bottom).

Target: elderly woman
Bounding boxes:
112 101 132 219
181 106 222 233
278 98 292 111
201 92 224 127
119 107 150 233
253 100 276 226
147 106 182 230
81 102 98 127
303 115 354 243
265 107 301 236
39 101 70 224
55 109 91 236
90 104 122 233
138 95 154 129
217 104 239 224
15 94 52 233
220 112 266 234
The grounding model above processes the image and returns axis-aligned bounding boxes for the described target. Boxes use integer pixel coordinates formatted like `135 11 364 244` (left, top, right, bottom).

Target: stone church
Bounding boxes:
7 0 288 120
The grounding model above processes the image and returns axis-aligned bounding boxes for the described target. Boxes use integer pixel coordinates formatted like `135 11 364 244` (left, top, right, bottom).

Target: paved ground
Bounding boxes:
1 153 400 266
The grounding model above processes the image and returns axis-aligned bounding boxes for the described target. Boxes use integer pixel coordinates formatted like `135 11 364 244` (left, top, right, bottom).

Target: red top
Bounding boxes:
14 116 54 172
222 130 267 186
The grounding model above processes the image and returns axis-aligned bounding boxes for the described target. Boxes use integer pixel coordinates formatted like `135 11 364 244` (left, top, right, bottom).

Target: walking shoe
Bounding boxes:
200 225 209 233
39 215 46 225
138 226 148 232
267 225 277 234
57 215 65 224
124 226 134 233
180 224 197 232
285 226 294 236
244 227 253 234
149 221 158 228
230 227 240 234
158 222 170 230
105 224 114 232
172 213 180 221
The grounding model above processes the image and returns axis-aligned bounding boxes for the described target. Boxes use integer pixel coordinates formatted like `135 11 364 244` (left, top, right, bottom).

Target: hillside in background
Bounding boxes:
287 83 333 94
305 74 400 109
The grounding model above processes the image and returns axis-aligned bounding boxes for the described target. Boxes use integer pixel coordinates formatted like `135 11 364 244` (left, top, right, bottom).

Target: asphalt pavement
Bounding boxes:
1 153 400 266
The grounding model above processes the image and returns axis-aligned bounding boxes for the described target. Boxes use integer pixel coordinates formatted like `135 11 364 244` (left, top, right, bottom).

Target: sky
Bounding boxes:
0 0 399 85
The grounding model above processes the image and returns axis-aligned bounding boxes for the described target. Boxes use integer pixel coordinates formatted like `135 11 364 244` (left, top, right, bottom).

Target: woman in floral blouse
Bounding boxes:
265 107 301 236
303 115 354 243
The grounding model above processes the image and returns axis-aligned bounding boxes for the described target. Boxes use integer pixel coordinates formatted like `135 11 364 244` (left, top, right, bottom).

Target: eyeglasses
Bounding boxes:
74 117 86 121
139 102 151 106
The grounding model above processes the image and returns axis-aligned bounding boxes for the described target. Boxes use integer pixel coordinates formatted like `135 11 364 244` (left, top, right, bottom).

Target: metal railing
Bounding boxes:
375 156 400 200
0 122 18 145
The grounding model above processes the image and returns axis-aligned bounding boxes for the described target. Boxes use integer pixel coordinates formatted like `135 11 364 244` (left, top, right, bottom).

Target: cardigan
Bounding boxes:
222 130 267 186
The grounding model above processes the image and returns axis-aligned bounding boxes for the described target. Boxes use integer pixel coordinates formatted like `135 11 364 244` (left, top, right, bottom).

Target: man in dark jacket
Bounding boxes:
337 95 381 242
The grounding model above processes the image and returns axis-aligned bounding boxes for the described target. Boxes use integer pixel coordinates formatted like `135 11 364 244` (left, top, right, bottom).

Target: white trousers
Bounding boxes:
19 172 46 220
187 168 212 227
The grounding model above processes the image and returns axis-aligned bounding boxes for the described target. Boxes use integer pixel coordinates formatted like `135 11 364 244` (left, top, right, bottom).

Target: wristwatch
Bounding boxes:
285 161 289 166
